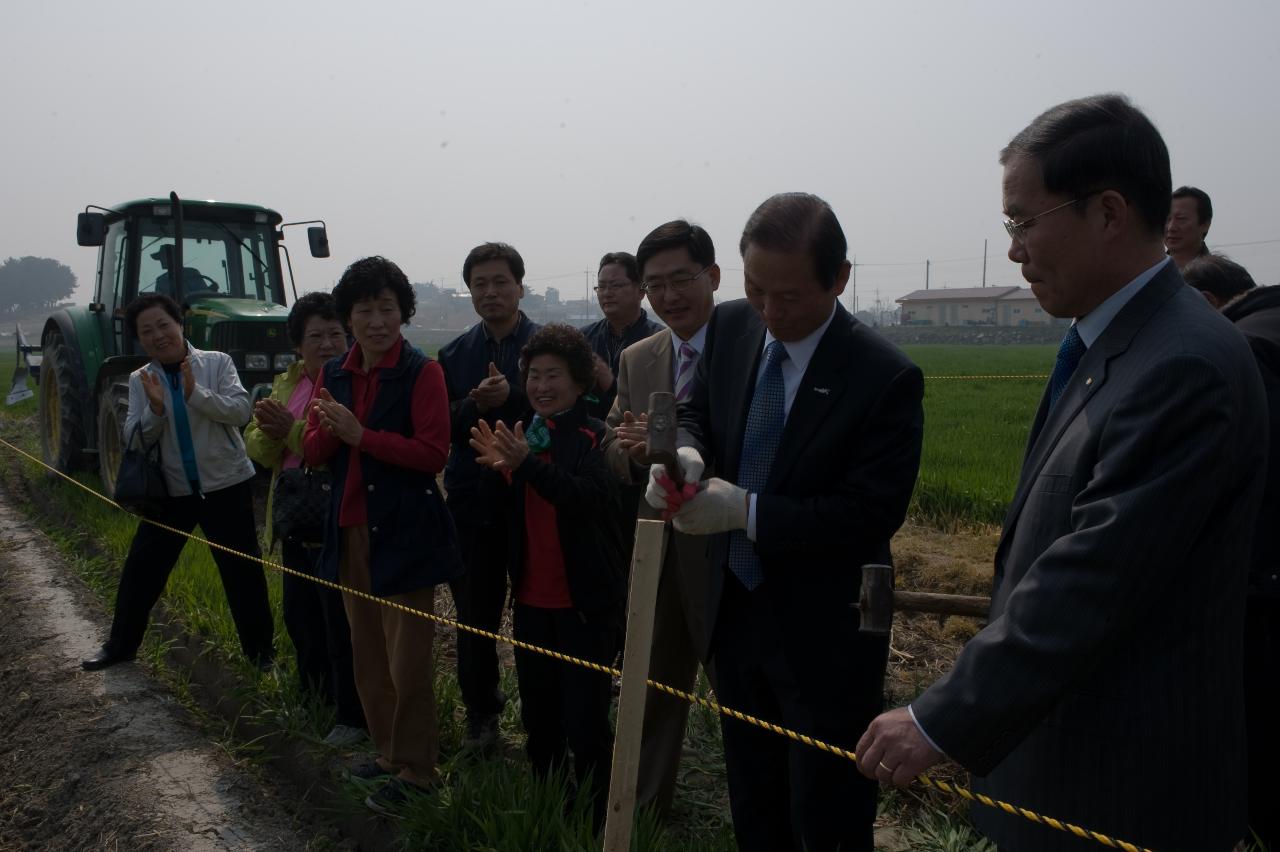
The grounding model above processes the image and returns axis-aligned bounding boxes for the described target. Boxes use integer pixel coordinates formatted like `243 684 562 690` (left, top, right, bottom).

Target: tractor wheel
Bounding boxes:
39 329 89 472
96 378 132 499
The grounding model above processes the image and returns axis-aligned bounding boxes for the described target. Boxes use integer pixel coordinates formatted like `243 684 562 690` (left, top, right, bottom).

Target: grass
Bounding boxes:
0 345 1038 849
901 344 1054 528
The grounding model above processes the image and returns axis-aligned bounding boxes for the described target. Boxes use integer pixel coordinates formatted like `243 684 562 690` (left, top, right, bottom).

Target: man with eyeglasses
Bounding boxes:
580 252 662 421
601 220 720 819
857 94 1266 852
648 197 925 852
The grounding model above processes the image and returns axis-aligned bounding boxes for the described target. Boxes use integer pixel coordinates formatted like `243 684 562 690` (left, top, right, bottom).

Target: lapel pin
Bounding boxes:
813 387 831 395
1085 377 1093 385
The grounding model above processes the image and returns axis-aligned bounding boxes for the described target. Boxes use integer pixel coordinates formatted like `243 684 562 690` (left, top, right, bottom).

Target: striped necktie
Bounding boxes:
674 341 698 402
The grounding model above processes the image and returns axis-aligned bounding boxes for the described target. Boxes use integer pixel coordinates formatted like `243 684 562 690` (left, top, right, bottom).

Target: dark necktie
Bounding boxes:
728 340 788 590
1048 325 1086 410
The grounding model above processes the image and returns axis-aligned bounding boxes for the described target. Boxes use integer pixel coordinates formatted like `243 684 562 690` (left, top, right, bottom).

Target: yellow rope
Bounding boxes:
924 374 1049 380
0 435 1154 852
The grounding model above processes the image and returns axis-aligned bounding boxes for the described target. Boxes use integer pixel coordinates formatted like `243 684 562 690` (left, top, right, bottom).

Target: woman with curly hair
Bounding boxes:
470 323 627 829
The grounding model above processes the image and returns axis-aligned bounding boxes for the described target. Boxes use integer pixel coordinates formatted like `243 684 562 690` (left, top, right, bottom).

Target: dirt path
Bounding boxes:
0 494 322 851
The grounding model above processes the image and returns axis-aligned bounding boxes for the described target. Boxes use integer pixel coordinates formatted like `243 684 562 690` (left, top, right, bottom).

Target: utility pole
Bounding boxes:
851 255 857 313
925 259 930 290
982 239 988 287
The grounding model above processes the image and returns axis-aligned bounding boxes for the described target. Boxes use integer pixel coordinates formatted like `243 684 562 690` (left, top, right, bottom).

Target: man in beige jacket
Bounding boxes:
603 219 720 817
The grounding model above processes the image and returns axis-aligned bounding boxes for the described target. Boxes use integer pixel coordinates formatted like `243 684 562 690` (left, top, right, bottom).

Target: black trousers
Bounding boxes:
281 540 366 728
1245 594 1280 849
712 574 887 852
513 603 620 828
447 508 510 719
106 479 274 664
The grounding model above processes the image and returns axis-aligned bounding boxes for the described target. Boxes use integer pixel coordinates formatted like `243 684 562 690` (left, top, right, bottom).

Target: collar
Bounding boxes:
1075 257 1171 348
671 322 709 355
761 301 839 372
606 308 651 338
341 335 404 375
482 311 528 343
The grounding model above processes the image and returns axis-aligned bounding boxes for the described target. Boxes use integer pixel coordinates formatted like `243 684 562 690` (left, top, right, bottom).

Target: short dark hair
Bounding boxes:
738 193 848 290
519 323 595 392
463 242 526 286
635 220 716 279
332 256 415 326
124 293 183 337
1000 93 1172 235
1182 253 1256 303
1172 186 1213 225
598 251 640 283
286 291 341 347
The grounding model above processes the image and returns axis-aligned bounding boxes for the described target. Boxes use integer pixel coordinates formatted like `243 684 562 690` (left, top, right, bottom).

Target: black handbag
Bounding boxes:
114 422 169 516
272 466 332 545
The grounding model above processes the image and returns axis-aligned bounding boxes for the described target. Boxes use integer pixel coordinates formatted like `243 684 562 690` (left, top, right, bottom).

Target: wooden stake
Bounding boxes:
602 518 668 852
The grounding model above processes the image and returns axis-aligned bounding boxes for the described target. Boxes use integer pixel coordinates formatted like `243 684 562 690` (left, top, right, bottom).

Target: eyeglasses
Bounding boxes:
593 281 638 294
641 267 708 296
1003 193 1097 243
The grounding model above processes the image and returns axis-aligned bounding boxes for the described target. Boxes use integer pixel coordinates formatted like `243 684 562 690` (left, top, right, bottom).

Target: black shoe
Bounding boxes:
346 758 395 780
462 713 500 752
364 777 430 816
81 646 136 671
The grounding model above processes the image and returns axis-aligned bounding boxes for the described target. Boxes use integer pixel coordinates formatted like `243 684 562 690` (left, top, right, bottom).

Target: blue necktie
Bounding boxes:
1048 325 1086 410
728 340 788 590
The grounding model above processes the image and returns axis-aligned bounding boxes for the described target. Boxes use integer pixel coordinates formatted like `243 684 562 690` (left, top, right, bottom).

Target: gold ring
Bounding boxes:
878 761 894 773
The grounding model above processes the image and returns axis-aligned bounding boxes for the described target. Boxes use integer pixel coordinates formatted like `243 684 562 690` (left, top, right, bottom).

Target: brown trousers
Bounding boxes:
340 525 438 784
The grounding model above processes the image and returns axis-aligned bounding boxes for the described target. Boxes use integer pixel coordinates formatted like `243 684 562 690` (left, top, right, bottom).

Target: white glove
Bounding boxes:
644 446 705 511
672 477 749 535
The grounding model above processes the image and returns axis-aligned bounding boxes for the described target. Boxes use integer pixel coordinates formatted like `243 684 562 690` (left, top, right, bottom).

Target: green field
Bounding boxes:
903 344 1054 528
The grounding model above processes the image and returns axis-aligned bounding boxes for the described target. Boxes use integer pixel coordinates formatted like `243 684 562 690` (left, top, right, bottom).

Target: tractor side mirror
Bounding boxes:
307 226 330 258
77 212 107 247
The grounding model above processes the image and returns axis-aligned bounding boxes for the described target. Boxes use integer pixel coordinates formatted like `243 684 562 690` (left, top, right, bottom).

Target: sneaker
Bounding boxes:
365 777 428 816
323 724 366 748
462 713 499 752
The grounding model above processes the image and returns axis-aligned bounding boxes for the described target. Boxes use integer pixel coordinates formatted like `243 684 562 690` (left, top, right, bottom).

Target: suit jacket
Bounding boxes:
912 262 1268 852
602 327 718 661
677 300 924 661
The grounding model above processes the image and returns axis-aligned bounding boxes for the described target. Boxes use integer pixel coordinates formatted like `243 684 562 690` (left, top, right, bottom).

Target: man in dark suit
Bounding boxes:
650 193 924 851
857 94 1268 852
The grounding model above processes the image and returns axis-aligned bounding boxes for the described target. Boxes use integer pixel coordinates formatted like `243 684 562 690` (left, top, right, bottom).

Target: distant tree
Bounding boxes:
0 256 77 315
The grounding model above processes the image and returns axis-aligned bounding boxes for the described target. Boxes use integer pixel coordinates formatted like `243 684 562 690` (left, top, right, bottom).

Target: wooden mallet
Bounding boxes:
855 563 992 635
644 390 684 489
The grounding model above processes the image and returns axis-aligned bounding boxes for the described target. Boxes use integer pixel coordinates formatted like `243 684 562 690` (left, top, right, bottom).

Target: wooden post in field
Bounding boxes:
602 518 667 852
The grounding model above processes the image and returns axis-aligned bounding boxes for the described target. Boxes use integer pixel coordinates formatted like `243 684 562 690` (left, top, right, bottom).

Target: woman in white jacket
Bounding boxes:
82 293 275 671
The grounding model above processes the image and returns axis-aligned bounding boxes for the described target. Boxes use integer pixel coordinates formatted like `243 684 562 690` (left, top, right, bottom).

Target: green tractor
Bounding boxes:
40 192 330 495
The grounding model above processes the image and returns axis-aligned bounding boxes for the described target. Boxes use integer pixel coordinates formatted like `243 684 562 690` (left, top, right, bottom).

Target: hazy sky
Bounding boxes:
4 0 1278 314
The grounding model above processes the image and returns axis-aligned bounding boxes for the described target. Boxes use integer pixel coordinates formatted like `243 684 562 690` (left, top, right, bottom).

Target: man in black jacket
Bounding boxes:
1185 253 1280 848
438 242 539 750
580 251 662 421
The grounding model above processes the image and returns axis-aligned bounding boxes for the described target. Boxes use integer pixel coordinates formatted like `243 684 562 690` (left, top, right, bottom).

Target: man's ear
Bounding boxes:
1199 288 1223 310
708 263 721 292
1097 189 1131 238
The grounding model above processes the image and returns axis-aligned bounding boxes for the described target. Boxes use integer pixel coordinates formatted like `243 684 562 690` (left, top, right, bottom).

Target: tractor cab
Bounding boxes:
42 194 330 494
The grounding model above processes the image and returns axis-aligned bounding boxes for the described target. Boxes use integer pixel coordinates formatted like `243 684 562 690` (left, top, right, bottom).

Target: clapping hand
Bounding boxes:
312 388 363 446
615 411 649 462
469 362 510 413
139 369 167 415
180 358 195 399
469 419 529 471
254 397 295 441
